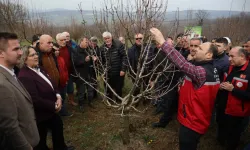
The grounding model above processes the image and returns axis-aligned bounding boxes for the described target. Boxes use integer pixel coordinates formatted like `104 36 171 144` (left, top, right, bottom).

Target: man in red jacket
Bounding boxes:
217 46 250 150
150 28 220 150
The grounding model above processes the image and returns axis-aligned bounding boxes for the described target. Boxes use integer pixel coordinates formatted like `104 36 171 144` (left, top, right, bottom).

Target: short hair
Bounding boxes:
176 33 184 39
212 38 217 41
190 37 203 44
0 32 18 52
102 31 112 38
234 46 249 59
134 33 143 38
62 32 70 36
201 37 208 43
90 36 98 43
79 37 89 44
32 34 41 44
215 37 228 46
56 33 66 41
244 37 250 43
167 37 173 40
208 43 218 59
56 33 61 41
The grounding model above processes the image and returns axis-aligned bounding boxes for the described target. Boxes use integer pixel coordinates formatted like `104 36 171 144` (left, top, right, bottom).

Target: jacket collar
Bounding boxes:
228 60 249 74
193 60 214 66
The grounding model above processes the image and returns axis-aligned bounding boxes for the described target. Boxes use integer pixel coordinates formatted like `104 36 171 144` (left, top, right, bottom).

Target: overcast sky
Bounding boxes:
25 0 250 12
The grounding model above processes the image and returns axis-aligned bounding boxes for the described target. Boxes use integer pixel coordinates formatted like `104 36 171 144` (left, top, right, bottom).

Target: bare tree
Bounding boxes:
195 9 209 26
0 0 30 40
75 0 182 145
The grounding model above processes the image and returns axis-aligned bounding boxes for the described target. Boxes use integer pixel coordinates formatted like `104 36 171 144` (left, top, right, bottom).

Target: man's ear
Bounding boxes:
0 50 4 58
206 51 213 59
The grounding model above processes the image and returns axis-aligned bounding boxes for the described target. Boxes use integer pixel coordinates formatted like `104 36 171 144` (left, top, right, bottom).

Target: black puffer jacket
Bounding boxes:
99 39 127 76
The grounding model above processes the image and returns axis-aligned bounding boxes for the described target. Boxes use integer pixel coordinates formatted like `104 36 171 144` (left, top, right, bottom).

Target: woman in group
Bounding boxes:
18 46 74 150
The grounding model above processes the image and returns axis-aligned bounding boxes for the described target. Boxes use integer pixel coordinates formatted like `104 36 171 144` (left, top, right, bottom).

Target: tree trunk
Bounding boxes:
121 113 130 145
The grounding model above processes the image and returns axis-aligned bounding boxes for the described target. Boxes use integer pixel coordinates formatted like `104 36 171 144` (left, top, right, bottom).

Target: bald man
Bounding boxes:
216 47 250 150
35 34 60 87
150 28 220 150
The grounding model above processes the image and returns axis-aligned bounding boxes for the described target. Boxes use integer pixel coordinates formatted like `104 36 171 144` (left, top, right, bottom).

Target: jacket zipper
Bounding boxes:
48 56 56 80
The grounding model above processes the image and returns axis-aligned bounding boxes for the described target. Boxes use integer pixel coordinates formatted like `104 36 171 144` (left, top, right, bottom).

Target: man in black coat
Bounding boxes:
74 37 97 111
99 32 127 102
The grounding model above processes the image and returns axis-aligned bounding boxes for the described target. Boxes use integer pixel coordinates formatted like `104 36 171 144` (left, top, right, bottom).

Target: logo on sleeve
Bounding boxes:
240 74 246 79
236 82 243 88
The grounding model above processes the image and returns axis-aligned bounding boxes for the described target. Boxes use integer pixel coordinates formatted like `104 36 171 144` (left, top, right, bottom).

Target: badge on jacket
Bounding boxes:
236 82 243 88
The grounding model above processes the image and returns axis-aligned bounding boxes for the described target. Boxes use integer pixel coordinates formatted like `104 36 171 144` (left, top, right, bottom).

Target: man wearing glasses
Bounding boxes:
127 33 153 105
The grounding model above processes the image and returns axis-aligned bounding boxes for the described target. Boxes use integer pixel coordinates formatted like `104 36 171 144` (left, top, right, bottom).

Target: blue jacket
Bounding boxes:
214 52 229 82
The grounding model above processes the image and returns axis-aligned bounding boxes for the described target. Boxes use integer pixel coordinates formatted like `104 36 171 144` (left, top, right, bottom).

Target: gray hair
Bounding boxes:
190 37 203 45
233 46 248 59
102 31 112 38
62 32 70 36
19 46 33 68
56 33 62 41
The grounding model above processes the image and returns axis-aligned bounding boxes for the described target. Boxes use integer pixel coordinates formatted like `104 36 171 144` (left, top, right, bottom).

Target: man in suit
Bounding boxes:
0 32 40 149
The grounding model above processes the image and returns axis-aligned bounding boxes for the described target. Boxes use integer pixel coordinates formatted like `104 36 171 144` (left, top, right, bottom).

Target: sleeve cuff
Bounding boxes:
56 94 61 99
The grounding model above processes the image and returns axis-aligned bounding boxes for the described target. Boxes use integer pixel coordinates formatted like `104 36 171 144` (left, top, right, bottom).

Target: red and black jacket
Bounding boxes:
178 62 220 134
222 61 250 117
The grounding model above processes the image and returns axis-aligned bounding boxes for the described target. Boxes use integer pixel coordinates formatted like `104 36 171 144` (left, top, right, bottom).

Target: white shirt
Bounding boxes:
0 64 16 78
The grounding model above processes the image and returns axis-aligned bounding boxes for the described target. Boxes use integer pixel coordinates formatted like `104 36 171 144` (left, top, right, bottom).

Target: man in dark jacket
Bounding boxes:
216 47 250 150
100 31 127 102
127 33 154 100
175 33 190 59
74 37 97 112
89 36 100 98
151 42 179 127
214 37 230 81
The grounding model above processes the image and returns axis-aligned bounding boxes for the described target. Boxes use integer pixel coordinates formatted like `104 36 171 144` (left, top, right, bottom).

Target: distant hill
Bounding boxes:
33 9 249 25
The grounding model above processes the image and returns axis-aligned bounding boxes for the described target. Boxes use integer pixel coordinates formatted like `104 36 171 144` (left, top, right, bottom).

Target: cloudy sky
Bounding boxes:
25 0 250 12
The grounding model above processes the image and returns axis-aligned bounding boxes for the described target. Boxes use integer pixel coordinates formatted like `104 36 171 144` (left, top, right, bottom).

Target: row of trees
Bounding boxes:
1 0 249 44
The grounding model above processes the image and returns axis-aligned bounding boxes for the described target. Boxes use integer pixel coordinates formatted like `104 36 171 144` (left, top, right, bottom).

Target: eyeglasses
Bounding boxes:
60 39 66 41
28 52 38 57
135 38 143 40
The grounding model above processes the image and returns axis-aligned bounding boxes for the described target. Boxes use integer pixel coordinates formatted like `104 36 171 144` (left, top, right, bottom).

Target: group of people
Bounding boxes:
0 27 250 150
150 29 250 150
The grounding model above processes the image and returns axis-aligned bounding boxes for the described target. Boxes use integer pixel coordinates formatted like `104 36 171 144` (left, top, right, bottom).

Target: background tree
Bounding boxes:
195 9 209 26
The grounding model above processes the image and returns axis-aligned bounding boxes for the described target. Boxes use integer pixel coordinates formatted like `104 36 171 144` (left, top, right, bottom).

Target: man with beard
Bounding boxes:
0 32 39 149
74 37 97 112
150 28 220 150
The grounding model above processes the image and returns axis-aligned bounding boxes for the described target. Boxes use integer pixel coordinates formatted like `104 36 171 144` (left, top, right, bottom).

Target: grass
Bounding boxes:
45 77 250 150
53 100 250 150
